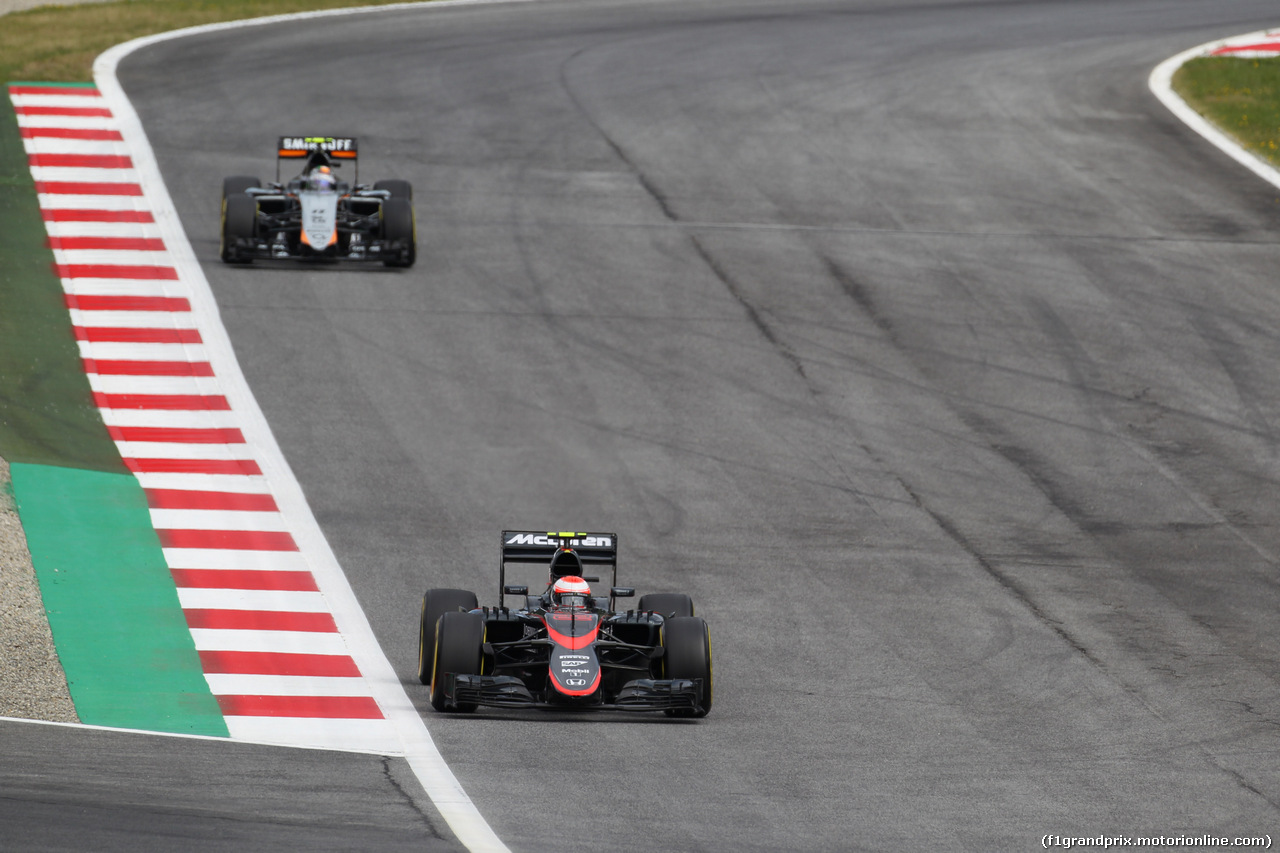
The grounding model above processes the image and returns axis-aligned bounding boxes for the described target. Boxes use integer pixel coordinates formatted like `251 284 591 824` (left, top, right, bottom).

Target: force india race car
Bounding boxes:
417 531 713 717
220 136 415 267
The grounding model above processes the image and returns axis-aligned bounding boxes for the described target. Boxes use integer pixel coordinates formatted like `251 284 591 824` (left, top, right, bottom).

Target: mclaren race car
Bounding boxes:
417 531 713 717
220 136 415 267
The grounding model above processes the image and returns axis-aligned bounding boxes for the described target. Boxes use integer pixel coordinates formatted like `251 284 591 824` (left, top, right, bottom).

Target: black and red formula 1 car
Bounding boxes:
417 531 712 717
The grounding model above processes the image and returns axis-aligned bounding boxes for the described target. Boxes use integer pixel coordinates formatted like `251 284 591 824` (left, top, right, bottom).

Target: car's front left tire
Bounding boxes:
638 592 695 619
374 179 412 201
381 197 416 268
662 616 713 718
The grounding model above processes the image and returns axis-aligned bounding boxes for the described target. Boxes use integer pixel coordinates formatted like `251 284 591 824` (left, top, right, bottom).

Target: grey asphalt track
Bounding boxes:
0 718 460 850
35 0 1280 849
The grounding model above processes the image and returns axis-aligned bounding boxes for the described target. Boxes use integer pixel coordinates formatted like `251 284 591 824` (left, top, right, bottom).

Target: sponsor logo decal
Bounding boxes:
281 136 354 152
550 614 593 623
504 532 612 548
543 614 599 650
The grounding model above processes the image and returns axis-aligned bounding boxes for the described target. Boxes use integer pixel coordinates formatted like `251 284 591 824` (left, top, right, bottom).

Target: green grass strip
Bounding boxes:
0 0 437 84
9 463 227 736
1172 56 1280 167
0 89 125 472
8 81 97 87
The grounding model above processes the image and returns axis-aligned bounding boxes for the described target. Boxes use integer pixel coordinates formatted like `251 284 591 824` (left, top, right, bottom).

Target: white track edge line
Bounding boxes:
1149 27 1280 191
0 714 394 756
91 5 543 853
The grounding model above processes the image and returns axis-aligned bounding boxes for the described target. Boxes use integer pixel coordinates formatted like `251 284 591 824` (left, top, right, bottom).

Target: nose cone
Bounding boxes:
299 192 338 248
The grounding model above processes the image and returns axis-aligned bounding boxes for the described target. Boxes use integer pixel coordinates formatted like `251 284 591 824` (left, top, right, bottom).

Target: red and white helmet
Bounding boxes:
552 575 591 608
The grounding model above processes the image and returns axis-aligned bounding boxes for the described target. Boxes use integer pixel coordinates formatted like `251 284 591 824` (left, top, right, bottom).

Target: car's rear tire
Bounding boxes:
220 193 257 263
662 616 712 718
430 610 484 713
417 588 478 684
374 179 412 201
381 197 416 268
638 592 694 619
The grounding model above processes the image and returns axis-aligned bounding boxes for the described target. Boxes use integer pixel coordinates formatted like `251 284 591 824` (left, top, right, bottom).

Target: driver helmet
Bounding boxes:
308 165 336 192
552 575 591 609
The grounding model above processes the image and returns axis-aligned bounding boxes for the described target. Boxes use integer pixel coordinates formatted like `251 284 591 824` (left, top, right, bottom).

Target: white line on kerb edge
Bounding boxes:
1149 27 1280 190
92 4 538 852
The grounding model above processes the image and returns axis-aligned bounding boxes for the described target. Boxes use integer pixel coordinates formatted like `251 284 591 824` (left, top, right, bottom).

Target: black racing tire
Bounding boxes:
222 175 261 198
417 588 478 684
374 179 412 201
381 197 416 268
430 610 484 713
638 592 694 619
662 616 713 718
220 193 257 264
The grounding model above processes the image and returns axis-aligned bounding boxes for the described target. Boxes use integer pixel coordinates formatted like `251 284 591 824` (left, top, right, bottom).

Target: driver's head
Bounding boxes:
551 575 591 608
308 165 335 191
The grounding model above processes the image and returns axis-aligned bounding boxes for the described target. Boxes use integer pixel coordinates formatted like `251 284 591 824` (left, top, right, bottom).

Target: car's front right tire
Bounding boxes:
220 193 257 263
417 588 478 684
222 175 260 197
430 610 484 713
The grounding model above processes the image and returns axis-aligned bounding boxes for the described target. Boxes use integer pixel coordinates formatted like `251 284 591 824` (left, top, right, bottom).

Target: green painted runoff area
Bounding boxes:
0 83 225 735
10 464 228 735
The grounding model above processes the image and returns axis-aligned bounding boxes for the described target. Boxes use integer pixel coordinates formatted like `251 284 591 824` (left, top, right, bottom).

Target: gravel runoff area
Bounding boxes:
0 457 78 723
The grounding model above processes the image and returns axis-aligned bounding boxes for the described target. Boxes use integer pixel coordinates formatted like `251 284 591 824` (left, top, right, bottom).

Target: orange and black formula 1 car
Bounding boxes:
417 531 712 717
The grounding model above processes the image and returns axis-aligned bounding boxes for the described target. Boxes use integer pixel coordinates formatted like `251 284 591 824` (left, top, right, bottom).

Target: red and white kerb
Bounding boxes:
9 83 397 752
1208 32 1280 57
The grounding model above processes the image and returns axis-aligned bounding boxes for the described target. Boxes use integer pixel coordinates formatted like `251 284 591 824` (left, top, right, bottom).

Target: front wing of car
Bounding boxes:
241 199 392 261
440 673 704 713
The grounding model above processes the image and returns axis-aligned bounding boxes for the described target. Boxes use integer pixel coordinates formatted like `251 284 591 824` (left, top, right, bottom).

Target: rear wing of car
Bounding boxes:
275 136 358 181
499 530 618 603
